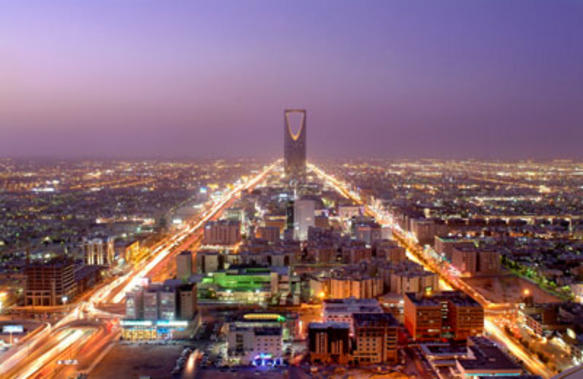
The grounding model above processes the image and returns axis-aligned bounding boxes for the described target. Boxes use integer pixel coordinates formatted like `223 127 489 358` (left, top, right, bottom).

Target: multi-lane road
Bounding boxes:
0 160 279 379
308 162 555 379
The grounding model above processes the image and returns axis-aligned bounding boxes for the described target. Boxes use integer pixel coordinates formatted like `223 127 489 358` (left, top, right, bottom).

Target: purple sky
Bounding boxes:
1 1 582 159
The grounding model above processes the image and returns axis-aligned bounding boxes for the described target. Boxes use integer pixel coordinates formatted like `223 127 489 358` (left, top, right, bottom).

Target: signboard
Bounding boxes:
2 325 24 334
120 320 153 327
57 360 78 365
156 320 188 327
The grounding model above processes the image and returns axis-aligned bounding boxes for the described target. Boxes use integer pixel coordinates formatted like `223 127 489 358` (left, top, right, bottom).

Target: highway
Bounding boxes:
308 162 555 379
0 160 279 378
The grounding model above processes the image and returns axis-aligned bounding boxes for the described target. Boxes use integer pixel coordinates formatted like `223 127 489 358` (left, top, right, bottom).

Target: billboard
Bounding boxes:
2 325 24 333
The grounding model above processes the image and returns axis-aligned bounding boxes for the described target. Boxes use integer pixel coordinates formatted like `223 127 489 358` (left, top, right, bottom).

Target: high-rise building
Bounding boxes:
293 199 315 241
176 251 193 280
283 109 307 179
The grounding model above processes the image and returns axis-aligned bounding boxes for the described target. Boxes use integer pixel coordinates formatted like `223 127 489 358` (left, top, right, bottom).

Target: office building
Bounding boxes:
24 258 77 306
323 298 383 334
283 109 307 179
227 325 283 365
451 245 500 276
125 281 197 322
143 287 160 320
308 322 351 365
126 288 144 319
353 313 399 364
294 199 315 241
203 220 242 245
195 250 221 273
257 226 280 244
176 250 193 280
404 291 484 341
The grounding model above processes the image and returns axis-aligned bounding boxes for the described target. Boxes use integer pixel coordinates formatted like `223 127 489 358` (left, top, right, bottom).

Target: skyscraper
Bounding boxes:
293 199 315 241
283 109 307 179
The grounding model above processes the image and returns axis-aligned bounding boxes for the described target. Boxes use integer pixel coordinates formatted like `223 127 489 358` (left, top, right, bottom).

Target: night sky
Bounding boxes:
1 1 582 159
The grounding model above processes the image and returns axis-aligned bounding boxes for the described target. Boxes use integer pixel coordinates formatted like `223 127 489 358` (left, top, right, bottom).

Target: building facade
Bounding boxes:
294 199 315 241
353 313 399 364
176 250 193 280
203 220 242 245
24 259 76 306
404 291 484 341
308 322 351 365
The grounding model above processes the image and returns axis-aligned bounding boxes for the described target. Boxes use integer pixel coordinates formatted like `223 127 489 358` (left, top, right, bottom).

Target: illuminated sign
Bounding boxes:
57 360 78 365
2 325 23 333
120 320 153 327
243 314 286 322
156 320 188 327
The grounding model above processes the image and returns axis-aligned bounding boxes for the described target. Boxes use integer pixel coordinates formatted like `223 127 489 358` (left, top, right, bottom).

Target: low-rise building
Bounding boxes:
404 291 483 341
308 322 351 365
323 298 383 334
204 220 242 245
227 325 283 365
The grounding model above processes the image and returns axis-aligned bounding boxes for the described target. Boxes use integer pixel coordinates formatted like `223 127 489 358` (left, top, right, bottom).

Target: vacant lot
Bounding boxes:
91 343 184 379
463 274 561 304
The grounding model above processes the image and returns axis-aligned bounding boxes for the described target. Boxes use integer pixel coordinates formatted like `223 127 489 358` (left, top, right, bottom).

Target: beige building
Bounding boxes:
204 220 241 245
353 313 399 364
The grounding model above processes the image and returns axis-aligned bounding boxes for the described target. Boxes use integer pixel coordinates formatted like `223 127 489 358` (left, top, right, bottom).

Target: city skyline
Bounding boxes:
3 2 583 378
1 1 582 159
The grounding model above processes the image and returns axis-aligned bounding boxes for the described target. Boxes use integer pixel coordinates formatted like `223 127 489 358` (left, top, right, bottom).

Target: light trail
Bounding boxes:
4 160 279 377
485 318 553 378
0 323 52 374
14 328 94 379
308 162 554 378
112 160 279 302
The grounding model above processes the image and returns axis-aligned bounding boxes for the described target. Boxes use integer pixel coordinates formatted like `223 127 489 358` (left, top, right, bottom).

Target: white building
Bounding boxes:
83 237 115 266
294 199 315 241
323 297 383 334
227 325 283 364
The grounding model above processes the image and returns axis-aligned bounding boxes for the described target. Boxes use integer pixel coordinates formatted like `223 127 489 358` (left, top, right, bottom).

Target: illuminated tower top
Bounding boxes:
283 109 307 180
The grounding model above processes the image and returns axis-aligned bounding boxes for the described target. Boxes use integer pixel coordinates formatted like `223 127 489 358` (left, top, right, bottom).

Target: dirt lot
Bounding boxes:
462 274 562 304
90 343 184 379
